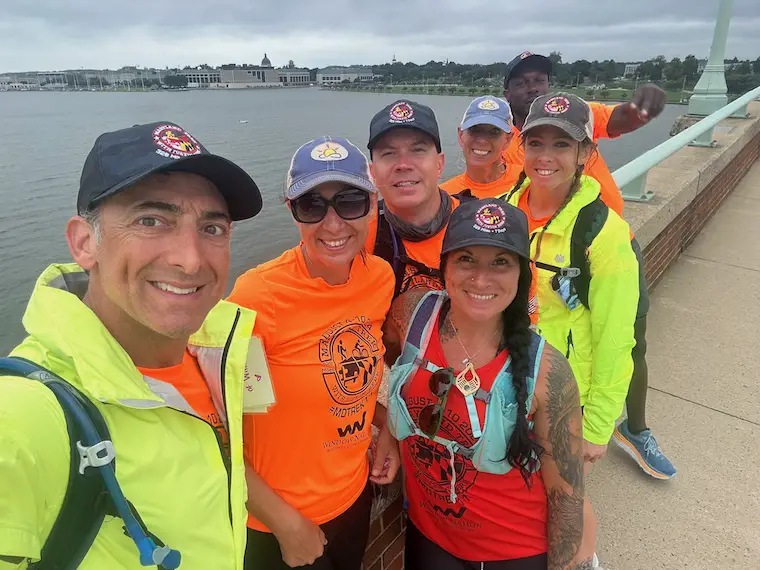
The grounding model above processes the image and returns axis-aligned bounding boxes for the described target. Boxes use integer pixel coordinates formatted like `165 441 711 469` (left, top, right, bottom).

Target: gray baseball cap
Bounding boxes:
522 93 594 142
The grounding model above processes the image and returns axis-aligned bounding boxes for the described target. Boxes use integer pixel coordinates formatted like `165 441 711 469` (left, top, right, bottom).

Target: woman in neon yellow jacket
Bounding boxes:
499 92 639 564
499 92 639 457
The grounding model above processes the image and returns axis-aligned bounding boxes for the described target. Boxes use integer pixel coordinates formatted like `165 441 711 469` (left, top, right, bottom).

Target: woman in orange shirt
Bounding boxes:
440 96 522 199
228 136 400 570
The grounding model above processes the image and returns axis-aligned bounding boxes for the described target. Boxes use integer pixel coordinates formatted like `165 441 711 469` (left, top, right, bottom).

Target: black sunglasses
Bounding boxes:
418 368 455 438
290 188 371 224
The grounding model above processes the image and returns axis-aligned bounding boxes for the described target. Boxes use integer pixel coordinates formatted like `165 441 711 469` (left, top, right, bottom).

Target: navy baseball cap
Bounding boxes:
78 121 262 221
367 100 442 153
460 96 513 133
441 198 530 260
284 136 376 201
504 51 552 86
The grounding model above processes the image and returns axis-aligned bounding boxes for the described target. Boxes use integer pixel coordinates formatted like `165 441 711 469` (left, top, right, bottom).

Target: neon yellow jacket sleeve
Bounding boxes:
0 379 69 567
582 213 639 445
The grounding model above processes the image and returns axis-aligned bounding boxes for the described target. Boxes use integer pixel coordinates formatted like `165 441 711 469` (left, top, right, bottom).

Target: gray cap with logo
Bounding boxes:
522 93 594 142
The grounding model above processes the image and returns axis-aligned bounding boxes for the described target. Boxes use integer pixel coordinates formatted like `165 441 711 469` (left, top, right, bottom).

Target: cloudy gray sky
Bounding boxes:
1 0 759 72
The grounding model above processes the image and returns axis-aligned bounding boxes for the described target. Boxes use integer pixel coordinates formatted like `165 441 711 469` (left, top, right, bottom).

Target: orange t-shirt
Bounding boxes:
504 102 625 219
137 350 229 453
518 186 552 234
365 198 458 294
227 246 394 530
439 166 522 199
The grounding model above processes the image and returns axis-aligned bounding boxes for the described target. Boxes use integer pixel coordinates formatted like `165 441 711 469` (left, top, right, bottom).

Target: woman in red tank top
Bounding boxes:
384 199 592 570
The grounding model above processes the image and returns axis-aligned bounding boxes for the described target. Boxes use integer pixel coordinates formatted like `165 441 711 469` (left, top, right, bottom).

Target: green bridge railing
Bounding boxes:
613 85 760 202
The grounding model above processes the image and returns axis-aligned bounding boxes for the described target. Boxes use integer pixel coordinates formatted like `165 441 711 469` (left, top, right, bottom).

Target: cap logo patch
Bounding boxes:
152 124 202 159
477 98 500 111
474 203 507 233
544 96 570 115
519 51 533 60
389 102 415 123
310 141 348 161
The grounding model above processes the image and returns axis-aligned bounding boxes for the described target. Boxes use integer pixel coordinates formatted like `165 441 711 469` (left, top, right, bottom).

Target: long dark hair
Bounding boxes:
500 255 543 484
440 252 542 485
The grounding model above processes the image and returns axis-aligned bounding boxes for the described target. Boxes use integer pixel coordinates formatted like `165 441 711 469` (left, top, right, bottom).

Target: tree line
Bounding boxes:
368 52 760 95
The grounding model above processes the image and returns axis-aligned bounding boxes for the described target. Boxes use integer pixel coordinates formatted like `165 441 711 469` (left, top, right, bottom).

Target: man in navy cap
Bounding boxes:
0 122 262 569
366 99 476 298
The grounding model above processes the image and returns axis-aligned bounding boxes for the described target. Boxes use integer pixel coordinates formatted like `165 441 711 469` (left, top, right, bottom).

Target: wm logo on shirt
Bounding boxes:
432 505 467 518
337 411 367 437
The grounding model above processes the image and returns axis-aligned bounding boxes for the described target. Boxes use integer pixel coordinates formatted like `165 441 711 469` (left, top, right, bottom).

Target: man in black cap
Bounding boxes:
502 52 676 482
0 122 262 569
366 99 475 297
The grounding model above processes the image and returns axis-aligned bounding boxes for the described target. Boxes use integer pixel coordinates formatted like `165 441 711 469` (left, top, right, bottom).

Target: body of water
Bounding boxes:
0 88 683 353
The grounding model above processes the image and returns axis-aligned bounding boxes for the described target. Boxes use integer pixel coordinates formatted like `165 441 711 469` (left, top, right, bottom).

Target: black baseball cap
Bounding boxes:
522 93 594 142
441 198 530 260
504 51 553 87
78 121 262 221
367 100 442 153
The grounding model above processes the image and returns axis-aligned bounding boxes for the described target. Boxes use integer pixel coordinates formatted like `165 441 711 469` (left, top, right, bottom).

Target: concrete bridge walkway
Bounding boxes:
591 160 760 570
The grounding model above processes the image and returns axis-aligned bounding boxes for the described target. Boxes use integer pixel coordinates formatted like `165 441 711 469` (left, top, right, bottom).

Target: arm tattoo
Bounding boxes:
438 309 456 343
547 488 585 570
389 291 427 342
543 346 586 570
545 347 583 491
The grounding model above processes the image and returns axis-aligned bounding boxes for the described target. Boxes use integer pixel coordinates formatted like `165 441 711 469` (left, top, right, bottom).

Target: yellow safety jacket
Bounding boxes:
499 177 639 444
0 263 255 569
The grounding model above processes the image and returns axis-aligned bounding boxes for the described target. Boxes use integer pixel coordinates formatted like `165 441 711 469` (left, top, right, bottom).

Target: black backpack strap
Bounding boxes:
374 202 406 298
569 198 608 309
0 357 111 570
451 188 478 203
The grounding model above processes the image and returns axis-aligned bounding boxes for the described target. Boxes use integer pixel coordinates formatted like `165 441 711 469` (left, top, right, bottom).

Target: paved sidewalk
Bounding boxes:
589 160 760 569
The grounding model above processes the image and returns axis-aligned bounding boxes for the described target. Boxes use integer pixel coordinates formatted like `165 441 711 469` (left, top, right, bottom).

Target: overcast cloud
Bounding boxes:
1 0 759 72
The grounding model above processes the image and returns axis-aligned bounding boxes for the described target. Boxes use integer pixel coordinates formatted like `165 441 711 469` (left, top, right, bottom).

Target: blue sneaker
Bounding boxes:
613 420 676 480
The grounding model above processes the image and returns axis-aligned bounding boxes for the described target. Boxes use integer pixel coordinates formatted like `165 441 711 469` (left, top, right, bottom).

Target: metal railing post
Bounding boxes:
620 173 653 202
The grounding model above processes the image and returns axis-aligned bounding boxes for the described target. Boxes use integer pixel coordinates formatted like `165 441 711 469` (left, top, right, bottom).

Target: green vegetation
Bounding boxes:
350 52 760 101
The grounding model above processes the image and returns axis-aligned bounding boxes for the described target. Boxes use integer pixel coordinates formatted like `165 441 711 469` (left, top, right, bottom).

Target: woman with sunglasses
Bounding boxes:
498 93 640 566
384 199 591 570
228 136 400 570
440 95 521 199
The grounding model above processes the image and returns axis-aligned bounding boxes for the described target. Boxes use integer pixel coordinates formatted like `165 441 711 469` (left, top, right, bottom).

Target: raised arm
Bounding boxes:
606 84 667 138
532 344 592 570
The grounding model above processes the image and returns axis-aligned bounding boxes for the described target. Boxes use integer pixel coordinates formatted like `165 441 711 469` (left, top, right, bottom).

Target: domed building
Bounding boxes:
261 53 273 68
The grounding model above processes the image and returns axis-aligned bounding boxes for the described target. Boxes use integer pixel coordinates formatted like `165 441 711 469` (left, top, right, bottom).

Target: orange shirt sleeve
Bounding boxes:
227 270 277 349
590 102 620 141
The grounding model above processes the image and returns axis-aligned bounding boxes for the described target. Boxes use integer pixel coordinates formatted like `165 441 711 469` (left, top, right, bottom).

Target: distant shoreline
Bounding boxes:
0 84 315 94
322 85 690 105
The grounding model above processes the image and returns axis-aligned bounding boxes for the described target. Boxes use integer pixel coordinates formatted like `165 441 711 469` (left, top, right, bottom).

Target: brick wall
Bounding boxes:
362 493 405 570
361 130 760 570
642 130 760 289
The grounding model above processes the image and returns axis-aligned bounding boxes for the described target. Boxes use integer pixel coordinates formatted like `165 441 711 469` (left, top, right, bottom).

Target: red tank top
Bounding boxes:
401 316 548 562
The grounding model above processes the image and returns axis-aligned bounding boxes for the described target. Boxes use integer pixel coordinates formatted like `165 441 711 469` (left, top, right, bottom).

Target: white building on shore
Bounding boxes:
317 67 374 85
180 68 222 87
279 68 311 85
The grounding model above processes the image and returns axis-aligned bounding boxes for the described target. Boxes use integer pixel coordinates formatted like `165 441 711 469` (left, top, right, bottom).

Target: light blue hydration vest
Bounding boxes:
388 291 545 502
